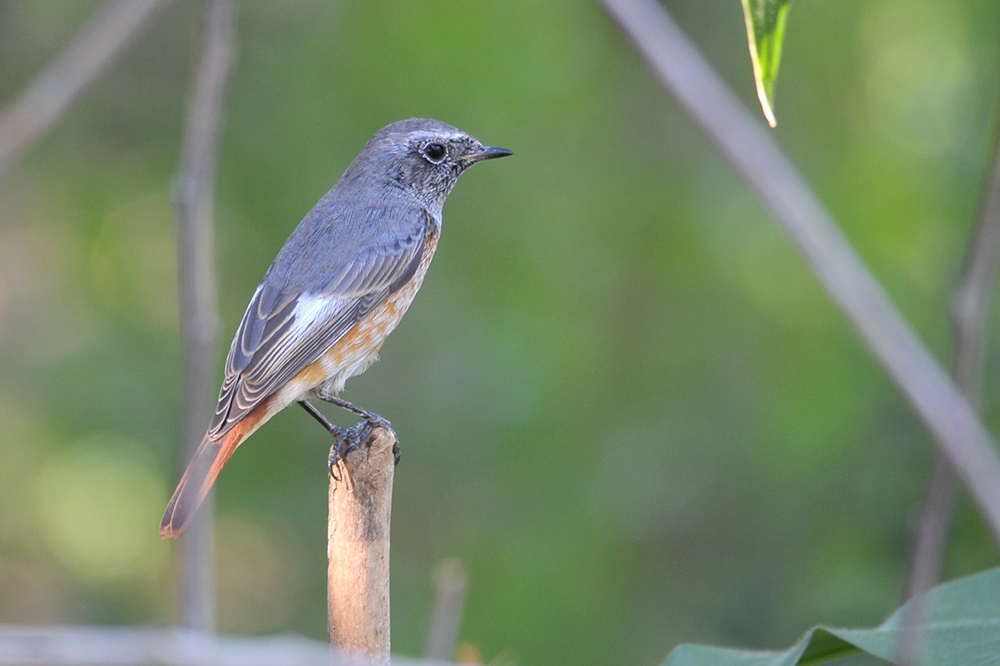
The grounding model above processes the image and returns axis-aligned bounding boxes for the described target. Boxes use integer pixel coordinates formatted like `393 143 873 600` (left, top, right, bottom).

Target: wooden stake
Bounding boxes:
328 424 396 664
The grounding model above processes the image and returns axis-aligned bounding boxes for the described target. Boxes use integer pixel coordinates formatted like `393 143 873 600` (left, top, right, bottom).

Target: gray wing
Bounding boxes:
207 209 429 439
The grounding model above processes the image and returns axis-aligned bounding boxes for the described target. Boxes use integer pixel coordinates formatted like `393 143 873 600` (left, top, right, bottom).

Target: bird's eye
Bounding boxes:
423 142 446 163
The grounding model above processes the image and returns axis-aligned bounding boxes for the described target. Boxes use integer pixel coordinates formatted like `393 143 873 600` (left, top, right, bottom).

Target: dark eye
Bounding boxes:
423 142 446 163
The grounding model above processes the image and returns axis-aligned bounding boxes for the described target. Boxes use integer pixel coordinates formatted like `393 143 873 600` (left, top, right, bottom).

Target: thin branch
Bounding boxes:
423 559 468 662
904 120 1000 598
0 0 171 179
902 461 959 605
950 123 1000 399
172 0 237 633
598 0 1000 544
898 106 1000 666
0 624 452 666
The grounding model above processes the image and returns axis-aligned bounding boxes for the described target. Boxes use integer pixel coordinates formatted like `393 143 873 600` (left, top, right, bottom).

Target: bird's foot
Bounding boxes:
327 421 400 478
328 421 367 480
299 399 399 479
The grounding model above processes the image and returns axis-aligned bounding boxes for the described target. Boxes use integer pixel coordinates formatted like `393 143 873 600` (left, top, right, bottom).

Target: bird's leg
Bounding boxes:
298 400 365 478
299 399 346 437
311 386 393 431
310 389 401 468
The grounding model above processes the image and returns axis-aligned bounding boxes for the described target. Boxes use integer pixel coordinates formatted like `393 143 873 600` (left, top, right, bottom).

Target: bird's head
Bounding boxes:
351 118 512 211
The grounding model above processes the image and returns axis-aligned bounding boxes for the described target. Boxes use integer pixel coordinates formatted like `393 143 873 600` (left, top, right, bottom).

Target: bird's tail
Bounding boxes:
160 426 244 539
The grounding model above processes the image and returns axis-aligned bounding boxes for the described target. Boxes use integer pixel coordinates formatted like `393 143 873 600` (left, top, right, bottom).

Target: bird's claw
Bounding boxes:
327 417 400 480
328 422 365 479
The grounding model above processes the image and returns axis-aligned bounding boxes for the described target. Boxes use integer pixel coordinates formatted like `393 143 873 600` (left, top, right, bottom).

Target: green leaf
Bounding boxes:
661 567 1000 665
740 0 792 127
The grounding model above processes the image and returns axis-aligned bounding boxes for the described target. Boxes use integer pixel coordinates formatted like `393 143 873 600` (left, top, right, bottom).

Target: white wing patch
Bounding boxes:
288 293 347 339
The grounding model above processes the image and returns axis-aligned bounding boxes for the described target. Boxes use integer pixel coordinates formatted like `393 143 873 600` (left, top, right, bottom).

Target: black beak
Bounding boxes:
479 145 513 160
461 145 514 163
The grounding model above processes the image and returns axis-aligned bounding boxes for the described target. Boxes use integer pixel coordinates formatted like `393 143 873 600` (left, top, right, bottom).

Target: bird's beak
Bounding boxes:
460 145 514 163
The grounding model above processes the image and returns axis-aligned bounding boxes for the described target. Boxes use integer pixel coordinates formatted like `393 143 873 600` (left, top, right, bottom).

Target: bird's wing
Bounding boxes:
207 210 430 438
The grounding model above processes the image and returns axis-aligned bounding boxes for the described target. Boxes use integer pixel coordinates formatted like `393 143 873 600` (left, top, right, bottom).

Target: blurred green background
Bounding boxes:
1 1 999 664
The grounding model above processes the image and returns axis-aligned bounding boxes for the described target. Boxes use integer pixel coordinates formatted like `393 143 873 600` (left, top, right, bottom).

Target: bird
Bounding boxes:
160 118 512 538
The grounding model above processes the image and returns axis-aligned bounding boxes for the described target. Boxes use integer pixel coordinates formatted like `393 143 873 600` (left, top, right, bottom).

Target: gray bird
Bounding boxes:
161 118 512 537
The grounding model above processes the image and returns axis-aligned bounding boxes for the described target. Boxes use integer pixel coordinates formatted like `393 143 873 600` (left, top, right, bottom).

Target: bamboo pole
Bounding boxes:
328 424 397 665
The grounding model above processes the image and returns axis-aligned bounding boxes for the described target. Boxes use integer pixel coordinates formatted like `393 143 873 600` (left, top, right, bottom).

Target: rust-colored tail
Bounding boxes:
160 428 242 538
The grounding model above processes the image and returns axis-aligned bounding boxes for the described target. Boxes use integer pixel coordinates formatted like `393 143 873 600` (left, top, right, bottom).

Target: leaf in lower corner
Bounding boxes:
740 0 792 128
659 567 1000 666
